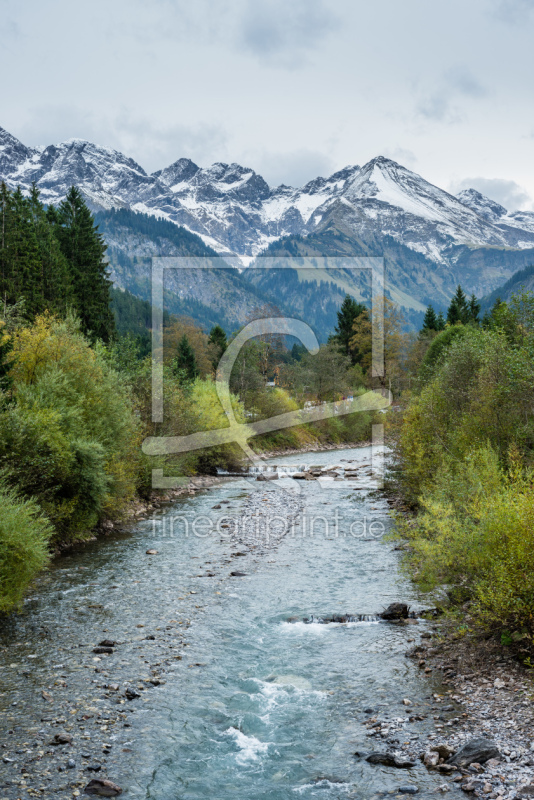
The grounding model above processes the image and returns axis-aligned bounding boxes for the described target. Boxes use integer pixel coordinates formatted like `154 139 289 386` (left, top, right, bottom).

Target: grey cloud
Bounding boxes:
382 147 418 167
113 112 228 173
252 149 336 188
494 0 534 24
238 0 339 66
453 177 532 211
416 66 487 122
17 106 228 173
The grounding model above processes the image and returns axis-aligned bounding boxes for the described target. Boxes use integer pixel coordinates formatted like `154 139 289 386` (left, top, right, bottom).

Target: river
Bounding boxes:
0 446 461 799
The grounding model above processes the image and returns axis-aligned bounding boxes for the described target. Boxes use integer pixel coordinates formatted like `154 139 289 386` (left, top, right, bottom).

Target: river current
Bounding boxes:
0 446 460 799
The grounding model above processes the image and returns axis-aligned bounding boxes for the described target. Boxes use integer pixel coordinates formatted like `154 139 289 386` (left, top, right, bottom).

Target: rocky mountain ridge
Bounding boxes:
2 125 534 268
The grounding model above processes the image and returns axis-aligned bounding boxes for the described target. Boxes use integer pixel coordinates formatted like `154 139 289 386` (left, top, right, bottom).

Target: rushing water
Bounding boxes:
0 447 461 799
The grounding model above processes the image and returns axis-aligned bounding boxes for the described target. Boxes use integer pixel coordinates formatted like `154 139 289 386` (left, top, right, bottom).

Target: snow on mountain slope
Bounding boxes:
2 125 534 266
456 188 508 222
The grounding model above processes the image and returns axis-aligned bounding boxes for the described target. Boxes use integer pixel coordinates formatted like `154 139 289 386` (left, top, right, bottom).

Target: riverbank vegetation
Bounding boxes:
393 288 534 660
0 183 379 611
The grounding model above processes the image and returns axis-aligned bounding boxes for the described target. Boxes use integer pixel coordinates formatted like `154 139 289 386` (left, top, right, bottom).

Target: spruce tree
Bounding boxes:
54 187 115 342
0 185 42 316
208 324 227 368
173 335 198 381
28 184 73 316
447 285 469 325
468 294 481 324
435 311 446 331
333 294 367 363
421 304 438 333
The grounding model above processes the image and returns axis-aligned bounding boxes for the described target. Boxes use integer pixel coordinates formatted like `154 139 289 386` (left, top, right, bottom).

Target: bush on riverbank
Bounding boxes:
0 314 141 545
396 294 534 656
0 481 53 612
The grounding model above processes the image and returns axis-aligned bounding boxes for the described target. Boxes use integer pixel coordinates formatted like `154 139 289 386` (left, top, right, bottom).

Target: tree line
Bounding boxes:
0 182 115 341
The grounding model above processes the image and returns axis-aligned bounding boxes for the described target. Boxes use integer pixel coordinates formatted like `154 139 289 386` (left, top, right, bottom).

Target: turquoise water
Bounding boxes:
0 446 459 798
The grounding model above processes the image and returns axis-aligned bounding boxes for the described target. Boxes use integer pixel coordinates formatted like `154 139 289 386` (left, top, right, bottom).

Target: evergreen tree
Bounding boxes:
447 285 469 325
468 293 481 324
54 187 115 342
28 184 73 315
208 324 227 368
421 304 438 333
173 335 198 381
435 311 446 331
0 184 42 316
332 294 367 363
291 342 307 361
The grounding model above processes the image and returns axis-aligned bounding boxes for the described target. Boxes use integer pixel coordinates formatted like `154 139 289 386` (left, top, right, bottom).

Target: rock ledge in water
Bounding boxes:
381 603 410 620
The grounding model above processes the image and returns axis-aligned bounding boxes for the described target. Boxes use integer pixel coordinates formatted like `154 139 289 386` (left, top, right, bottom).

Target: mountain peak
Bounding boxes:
153 157 200 187
0 126 37 174
457 188 507 221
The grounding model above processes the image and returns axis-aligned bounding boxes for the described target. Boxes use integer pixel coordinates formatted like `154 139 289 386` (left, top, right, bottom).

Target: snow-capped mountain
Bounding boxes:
3 125 534 268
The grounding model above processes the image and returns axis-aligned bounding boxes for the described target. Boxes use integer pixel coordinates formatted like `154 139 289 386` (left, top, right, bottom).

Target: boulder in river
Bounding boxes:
93 646 114 654
381 603 410 620
256 473 279 481
447 738 500 767
99 639 117 648
84 778 123 796
365 752 416 768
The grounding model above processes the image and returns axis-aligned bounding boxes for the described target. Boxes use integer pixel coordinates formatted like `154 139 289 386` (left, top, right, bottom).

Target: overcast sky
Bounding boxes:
1 0 534 208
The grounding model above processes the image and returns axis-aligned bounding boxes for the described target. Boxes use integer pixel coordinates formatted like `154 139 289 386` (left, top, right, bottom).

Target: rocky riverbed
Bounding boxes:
0 482 305 798
2 445 533 799
400 633 534 799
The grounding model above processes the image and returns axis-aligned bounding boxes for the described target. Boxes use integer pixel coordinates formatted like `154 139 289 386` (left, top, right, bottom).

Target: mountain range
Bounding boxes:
2 125 534 331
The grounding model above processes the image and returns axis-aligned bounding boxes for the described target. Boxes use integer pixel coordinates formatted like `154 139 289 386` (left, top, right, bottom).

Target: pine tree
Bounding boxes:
447 285 469 325
173 335 198 381
54 187 115 342
421 304 438 333
28 184 73 316
0 185 43 316
332 294 367 363
435 311 446 331
208 324 227 368
468 294 481 324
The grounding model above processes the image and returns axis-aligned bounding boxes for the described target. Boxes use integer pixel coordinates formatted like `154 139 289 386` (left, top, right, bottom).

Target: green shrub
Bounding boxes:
418 324 468 385
0 480 53 612
400 446 534 649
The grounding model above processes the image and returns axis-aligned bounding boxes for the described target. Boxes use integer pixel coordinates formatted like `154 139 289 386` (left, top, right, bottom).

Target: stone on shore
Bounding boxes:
83 778 122 796
448 738 500 767
366 752 416 768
